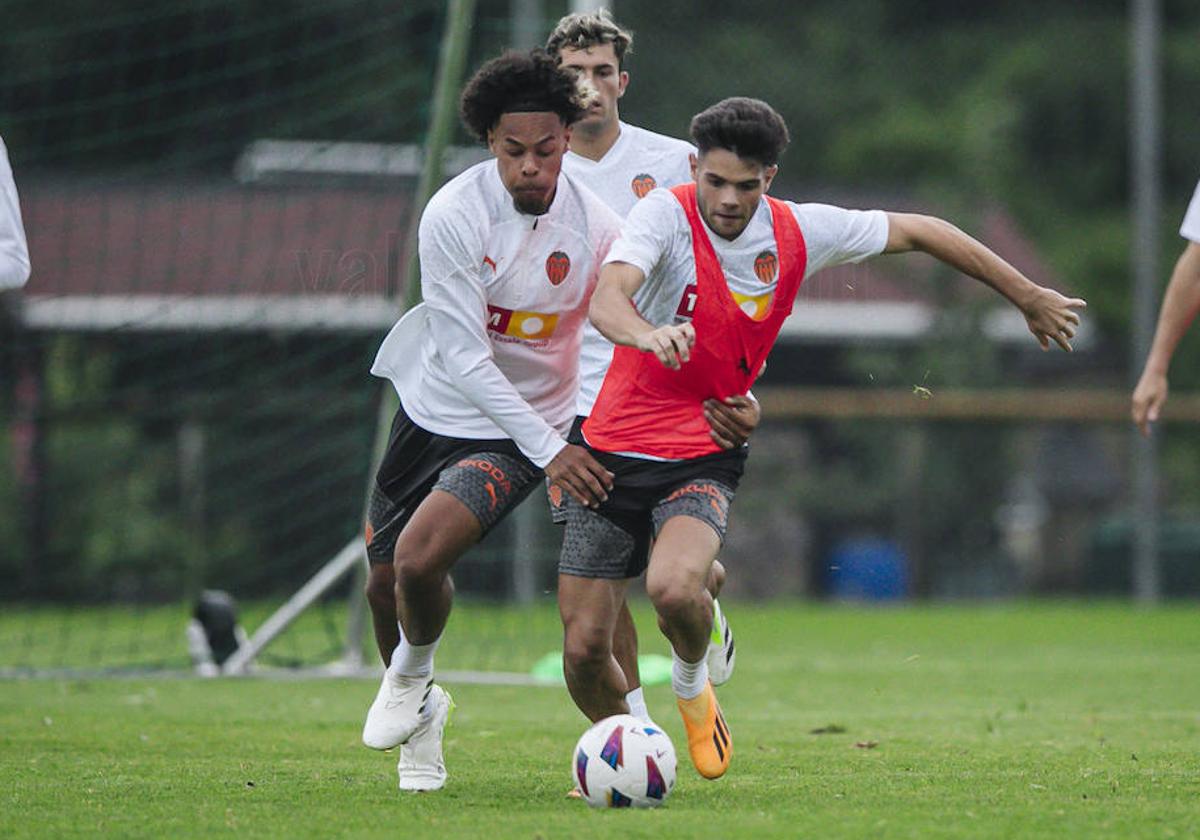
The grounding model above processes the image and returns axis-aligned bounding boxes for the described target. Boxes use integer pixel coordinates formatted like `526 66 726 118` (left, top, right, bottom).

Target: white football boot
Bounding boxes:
705 599 736 686
362 671 434 750
398 684 453 792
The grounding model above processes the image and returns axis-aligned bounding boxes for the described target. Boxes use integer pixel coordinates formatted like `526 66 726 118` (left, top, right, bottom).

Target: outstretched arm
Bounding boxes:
1132 241 1200 436
885 212 1086 352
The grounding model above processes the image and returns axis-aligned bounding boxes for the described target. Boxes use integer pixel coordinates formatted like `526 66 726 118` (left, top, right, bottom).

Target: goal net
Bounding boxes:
0 0 570 679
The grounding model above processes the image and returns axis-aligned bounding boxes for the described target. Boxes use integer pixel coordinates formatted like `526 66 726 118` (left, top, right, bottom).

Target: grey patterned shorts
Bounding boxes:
365 406 540 566
558 478 736 580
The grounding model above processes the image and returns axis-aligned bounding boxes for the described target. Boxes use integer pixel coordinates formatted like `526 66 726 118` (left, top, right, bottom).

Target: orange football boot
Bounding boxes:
676 681 732 779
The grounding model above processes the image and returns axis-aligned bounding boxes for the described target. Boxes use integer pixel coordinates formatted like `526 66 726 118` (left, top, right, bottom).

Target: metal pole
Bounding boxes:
569 0 611 15
511 0 542 49
1129 0 1162 603
345 0 479 663
404 0 478 306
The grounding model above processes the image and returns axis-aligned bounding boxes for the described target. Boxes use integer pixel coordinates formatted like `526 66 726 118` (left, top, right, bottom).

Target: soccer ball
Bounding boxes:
572 714 677 808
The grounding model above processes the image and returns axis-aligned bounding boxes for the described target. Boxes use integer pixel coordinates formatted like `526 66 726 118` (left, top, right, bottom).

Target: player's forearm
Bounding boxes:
589 275 655 348
886 213 1040 310
432 325 567 467
452 358 567 467
424 273 567 467
1142 243 1200 376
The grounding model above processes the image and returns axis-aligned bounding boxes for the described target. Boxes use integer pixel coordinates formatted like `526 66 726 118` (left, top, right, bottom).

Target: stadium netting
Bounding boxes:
0 0 572 678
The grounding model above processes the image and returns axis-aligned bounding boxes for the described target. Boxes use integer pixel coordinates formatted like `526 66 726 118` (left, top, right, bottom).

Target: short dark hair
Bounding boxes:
459 50 587 144
545 9 633 69
689 97 790 167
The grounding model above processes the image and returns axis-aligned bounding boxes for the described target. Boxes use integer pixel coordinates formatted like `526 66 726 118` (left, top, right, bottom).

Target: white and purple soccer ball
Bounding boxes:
572 714 677 808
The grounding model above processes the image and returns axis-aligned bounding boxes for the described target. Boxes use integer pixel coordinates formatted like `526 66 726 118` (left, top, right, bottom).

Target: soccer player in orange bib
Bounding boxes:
545 10 748 736
562 96 1086 780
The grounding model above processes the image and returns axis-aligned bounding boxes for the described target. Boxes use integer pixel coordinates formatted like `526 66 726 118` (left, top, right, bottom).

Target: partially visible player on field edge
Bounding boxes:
1132 179 1200 435
0 135 29 292
546 8 747 733
0 135 31 329
567 96 1086 781
359 49 623 793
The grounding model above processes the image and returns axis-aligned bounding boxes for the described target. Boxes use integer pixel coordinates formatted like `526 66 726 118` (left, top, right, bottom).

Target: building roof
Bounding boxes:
18 175 1070 343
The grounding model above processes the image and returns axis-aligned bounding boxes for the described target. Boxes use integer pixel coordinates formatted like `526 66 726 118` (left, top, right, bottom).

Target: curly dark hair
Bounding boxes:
459 50 586 144
689 97 790 167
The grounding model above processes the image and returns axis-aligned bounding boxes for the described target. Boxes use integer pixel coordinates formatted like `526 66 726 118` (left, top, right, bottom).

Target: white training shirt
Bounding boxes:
371 159 622 467
1180 179 1200 244
562 122 695 413
604 187 890 333
0 136 30 291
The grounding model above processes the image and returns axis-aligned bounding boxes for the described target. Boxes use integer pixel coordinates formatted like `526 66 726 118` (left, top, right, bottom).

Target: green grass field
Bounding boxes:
2 602 1198 838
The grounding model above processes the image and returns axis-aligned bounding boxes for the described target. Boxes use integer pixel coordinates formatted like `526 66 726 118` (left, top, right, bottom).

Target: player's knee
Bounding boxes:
646 576 704 622
364 565 396 613
563 623 613 672
393 530 458 586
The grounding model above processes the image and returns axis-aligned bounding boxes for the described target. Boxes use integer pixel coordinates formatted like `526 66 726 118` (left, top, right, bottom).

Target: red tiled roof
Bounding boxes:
23 181 413 298
21 181 1060 304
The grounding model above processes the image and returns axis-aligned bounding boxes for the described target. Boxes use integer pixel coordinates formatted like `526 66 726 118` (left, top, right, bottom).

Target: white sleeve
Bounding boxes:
1180 180 1200 244
793 203 888 278
0 138 30 291
603 188 679 275
418 207 566 468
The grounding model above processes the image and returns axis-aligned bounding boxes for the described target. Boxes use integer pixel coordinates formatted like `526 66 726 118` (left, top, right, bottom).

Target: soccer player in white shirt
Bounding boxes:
571 96 1085 780
545 11 748 734
1132 179 1200 435
360 50 623 792
0 135 31 292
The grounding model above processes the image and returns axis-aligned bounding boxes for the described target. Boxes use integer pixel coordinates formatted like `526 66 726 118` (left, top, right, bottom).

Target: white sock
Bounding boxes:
671 649 709 700
625 686 650 723
388 635 439 678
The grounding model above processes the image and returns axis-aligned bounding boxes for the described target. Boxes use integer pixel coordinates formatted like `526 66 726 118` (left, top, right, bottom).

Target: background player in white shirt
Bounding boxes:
360 49 622 792
1132 179 1200 435
0 135 31 293
545 10 750 731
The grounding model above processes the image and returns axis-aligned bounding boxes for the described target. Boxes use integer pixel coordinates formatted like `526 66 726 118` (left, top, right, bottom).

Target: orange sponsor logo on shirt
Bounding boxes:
631 173 657 199
545 251 571 285
487 305 559 341
731 290 772 321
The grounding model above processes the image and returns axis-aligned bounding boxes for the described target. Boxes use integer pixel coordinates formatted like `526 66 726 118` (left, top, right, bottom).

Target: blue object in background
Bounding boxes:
827 537 909 601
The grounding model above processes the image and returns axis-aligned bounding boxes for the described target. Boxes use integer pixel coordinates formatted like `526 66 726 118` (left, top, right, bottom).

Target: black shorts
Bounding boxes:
365 404 541 566
557 442 746 580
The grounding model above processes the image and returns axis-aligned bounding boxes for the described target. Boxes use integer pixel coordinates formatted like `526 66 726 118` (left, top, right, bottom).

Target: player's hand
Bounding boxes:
635 322 695 369
703 394 760 449
545 444 614 508
1021 287 1087 352
1132 369 1168 438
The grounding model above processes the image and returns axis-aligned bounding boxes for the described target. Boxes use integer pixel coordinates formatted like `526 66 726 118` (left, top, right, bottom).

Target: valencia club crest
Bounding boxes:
545 251 571 285
631 173 657 199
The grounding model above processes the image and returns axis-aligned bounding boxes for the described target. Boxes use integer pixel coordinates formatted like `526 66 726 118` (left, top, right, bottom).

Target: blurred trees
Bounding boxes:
3 0 1200 598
